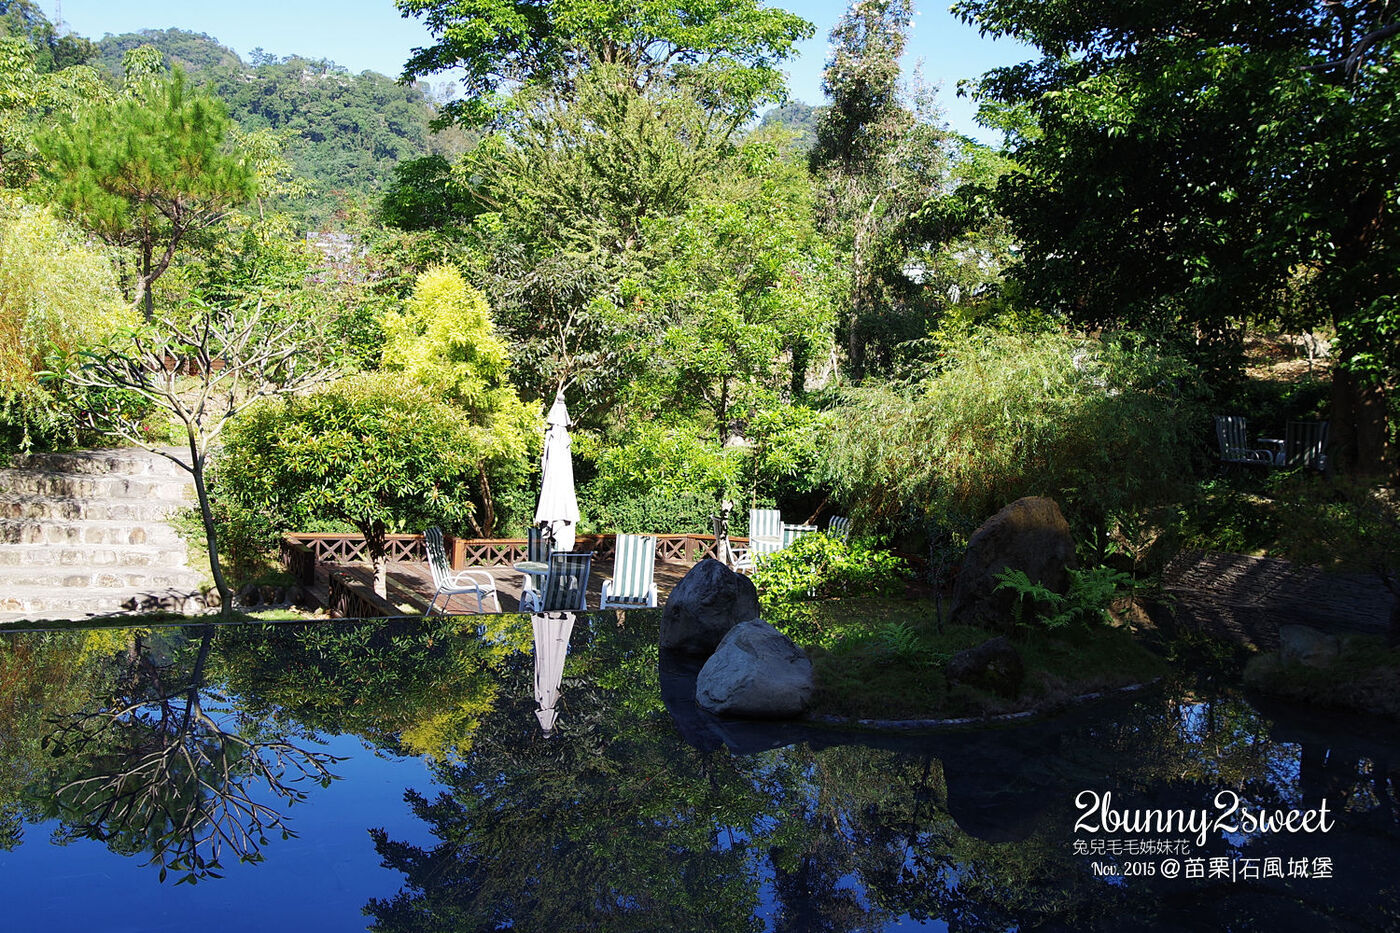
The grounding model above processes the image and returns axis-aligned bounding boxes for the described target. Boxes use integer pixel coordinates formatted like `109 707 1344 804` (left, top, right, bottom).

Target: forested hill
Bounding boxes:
94 29 455 227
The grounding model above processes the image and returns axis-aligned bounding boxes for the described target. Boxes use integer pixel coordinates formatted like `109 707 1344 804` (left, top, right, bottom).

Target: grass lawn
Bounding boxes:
794 595 1168 721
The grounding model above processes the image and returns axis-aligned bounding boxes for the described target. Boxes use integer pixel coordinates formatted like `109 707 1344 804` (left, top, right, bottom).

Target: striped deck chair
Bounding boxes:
782 522 818 548
1284 420 1329 471
424 527 500 614
749 508 783 559
599 534 657 609
827 515 851 540
522 525 551 600
1214 415 1273 470
521 551 592 612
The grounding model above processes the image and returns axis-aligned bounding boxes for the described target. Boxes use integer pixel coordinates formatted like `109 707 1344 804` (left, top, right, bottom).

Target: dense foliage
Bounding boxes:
215 374 492 594
953 0 1400 474
822 330 1205 539
0 196 137 450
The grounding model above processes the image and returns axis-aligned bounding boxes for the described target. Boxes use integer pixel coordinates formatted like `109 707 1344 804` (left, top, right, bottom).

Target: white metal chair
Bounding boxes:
1214 416 1274 470
424 527 500 615
521 551 592 612
827 515 851 540
599 534 657 609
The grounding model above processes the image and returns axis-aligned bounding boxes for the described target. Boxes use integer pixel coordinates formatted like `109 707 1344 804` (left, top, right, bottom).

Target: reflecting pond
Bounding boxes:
0 613 1395 931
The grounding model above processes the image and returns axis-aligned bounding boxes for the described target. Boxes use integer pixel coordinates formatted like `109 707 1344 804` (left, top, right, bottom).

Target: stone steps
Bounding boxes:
0 470 193 501
0 494 194 523
0 448 206 623
0 517 184 547
0 545 191 568
0 568 205 589
0 585 207 619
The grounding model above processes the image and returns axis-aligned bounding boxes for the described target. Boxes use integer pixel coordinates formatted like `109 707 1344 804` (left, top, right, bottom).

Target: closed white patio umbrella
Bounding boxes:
532 611 575 735
533 389 578 553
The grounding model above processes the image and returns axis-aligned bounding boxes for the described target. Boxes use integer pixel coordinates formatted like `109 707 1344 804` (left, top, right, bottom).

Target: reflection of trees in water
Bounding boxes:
0 629 120 850
35 626 341 884
212 617 506 762
362 617 1400 932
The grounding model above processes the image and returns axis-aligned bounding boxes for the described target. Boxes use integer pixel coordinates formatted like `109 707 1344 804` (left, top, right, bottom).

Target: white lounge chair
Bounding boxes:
599 534 657 609
424 527 500 614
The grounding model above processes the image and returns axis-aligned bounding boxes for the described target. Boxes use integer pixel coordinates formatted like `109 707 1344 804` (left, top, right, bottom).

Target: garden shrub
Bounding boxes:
821 329 1206 541
752 533 907 647
213 374 499 585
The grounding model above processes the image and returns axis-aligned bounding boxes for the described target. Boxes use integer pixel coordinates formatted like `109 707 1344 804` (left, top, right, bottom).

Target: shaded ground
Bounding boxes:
1158 549 1393 651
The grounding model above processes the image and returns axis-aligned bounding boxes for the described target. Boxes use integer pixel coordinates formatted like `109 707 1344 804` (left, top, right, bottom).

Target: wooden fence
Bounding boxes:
282 531 736 587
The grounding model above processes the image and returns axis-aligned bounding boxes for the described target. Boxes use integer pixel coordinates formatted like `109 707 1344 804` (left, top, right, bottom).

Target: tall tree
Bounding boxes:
396 0 813 127
37 66 254 319
810 0 950 379
955 0 1400 476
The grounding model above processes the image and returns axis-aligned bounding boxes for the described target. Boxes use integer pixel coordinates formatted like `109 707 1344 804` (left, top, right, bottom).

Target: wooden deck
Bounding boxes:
316 556 698 614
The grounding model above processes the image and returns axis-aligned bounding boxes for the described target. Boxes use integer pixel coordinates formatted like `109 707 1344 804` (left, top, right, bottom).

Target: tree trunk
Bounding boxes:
365 520 388 598
1329 366 1391 477
140 239 155 322
188 449 232 616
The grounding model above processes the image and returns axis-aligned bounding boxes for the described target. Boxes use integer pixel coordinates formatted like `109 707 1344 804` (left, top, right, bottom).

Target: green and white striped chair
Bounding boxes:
782 522 818 548
827 515 851 540
521 551 592 612
424 527 500 615
749 508 783 558
522 526 552 601
599 534 657 609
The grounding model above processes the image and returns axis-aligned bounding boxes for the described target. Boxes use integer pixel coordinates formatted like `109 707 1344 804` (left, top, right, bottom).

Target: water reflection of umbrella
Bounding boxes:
532 611 575 735
533 389 578 553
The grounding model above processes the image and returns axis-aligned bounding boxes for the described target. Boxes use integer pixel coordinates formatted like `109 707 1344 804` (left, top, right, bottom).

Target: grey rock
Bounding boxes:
696 619 814 719
236 583 260 607
946 636 1025 698
1278 624 1339 668
661 558 761 656
951 497 1076 632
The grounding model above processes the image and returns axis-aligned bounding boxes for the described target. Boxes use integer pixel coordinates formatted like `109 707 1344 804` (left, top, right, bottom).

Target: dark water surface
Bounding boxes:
0 613 1394 932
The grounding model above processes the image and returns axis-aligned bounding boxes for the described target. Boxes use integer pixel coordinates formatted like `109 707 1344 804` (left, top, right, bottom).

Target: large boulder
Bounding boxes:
1278 624 1340 668
695 620 814 719
946 636 1025 698
661 558 761 656
951 497 1076 632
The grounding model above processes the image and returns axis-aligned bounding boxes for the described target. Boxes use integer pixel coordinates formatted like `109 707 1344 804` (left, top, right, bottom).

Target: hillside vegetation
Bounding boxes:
93 29 456 226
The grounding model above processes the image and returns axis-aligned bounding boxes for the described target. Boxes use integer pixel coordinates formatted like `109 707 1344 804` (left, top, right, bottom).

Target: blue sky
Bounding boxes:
56 0 1035 141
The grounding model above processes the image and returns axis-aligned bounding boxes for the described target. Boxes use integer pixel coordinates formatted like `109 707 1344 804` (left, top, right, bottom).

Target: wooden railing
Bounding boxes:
280 537 317 586
282 532 427 566
282 531 736 574
327 567 414 619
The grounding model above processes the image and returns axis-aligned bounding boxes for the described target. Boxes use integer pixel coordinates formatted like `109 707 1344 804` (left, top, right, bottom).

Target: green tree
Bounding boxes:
37 68 254 319
0 34 109 188
380 265 539 535
217 374 494 596
58 298 339 609
954 0 1400 476
461 64 732 413
379 154 475 230
396 0 813 127
810 0 952 379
